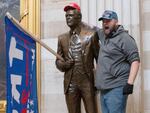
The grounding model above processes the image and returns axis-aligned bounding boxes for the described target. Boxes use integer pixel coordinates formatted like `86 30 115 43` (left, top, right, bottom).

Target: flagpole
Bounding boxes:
6 12 64 61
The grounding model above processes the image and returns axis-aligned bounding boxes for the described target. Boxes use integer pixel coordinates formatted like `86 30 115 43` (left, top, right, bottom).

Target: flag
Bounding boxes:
5 14 38 113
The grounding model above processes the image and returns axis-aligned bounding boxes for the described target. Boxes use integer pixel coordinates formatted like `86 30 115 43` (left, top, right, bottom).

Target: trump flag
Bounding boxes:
5 14 38 113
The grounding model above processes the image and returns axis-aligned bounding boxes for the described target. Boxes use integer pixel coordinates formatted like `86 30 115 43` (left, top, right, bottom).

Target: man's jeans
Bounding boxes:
100 87 128 113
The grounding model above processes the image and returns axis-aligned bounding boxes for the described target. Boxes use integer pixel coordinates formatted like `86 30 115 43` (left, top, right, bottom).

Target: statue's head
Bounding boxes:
64 3 82 28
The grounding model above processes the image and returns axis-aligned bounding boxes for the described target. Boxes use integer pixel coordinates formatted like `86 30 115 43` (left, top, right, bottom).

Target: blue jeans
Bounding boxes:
100 87 128 113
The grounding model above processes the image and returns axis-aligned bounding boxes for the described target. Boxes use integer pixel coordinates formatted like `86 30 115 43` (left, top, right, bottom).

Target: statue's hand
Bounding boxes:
57 59 74 71
65 59 75 69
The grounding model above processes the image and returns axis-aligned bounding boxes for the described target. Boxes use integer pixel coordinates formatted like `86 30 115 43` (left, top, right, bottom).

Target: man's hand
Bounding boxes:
123 83 133 95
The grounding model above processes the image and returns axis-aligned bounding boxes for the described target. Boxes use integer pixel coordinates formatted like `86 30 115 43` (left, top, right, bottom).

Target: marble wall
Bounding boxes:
142 0 150 113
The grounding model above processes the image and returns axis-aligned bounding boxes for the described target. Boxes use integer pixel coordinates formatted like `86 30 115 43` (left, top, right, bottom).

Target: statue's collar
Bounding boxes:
70 24 81 35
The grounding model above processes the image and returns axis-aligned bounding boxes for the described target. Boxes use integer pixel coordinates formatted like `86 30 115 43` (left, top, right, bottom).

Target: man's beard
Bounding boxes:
103 25 116 38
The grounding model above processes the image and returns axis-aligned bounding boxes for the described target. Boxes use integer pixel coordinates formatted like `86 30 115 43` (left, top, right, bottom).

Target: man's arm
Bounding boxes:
122 33 140 95
128 60 140 84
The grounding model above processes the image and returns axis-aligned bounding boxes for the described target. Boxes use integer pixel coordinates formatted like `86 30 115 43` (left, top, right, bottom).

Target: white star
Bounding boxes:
29 100 34 105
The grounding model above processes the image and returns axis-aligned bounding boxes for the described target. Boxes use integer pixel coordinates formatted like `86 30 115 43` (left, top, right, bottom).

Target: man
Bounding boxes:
95 10 140 113
55 2 100 113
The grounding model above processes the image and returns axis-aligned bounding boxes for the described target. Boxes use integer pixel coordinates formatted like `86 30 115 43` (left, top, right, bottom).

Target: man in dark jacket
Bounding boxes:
95 10 140 113
55 2 100 113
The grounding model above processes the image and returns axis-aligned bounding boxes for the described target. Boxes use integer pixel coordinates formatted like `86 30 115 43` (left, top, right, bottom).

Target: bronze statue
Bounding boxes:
55 2 100 113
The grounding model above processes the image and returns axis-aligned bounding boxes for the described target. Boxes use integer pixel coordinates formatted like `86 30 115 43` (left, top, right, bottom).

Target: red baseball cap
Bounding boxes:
64 2 81 12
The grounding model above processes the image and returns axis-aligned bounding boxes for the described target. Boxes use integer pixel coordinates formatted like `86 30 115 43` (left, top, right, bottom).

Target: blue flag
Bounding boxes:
5 15 38 113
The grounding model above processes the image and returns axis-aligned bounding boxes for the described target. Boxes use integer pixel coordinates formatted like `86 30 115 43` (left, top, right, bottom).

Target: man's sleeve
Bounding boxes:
121 33 140 63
